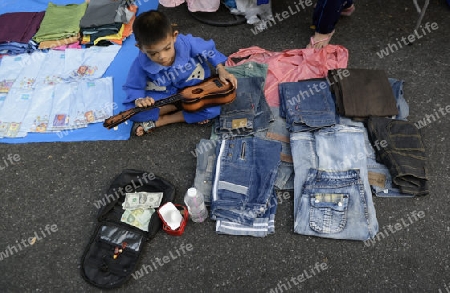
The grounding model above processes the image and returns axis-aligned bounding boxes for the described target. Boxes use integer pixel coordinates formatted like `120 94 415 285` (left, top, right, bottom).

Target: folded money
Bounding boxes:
120 208 155 232
122 192 163 210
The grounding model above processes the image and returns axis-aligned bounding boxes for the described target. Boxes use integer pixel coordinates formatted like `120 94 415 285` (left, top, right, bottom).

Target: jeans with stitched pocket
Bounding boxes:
292 125 378 240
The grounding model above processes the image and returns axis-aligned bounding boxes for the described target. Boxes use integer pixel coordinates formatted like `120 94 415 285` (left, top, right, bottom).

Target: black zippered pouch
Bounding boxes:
80 169 175 289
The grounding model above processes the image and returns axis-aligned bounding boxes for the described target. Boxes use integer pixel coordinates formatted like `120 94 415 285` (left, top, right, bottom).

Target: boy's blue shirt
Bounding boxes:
123 33 228 104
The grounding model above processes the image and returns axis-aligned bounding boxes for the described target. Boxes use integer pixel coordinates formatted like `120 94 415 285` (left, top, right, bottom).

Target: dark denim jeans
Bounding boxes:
279 79 337 132
367 117 429 196
215 77 273 138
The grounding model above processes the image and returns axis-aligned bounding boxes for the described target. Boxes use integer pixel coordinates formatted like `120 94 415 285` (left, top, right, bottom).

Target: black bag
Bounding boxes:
80 169 176 289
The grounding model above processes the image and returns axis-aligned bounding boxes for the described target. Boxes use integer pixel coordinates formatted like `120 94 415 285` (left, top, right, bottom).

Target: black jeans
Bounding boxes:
367 117 429 196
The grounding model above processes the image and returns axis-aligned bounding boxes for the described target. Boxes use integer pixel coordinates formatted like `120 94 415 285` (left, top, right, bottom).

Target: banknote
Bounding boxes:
122 192 163 209
120 208 155 232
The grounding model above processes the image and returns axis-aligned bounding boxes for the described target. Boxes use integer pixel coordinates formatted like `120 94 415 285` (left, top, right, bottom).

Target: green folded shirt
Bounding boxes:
33 2 87 43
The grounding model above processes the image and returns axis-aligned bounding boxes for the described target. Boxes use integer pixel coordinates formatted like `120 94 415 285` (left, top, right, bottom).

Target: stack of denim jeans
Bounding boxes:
214 76 273 138
195 75 282 237
279 79 379 241
210 137 281 237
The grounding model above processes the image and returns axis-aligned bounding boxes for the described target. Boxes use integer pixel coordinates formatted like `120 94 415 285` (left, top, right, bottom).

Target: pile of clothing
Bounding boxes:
32 2 88 50
80 0 138 47
0 12 45 55
192 48 428 240
0 0 138 54
280 69 427 241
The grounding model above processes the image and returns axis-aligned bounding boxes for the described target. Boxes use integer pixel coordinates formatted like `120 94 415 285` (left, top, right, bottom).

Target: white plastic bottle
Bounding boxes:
184 187 208 223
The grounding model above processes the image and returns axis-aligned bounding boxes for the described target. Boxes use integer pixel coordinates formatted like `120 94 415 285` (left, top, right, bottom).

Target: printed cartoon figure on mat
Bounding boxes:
53 114 69 128
73 111 87 127
0 80 14 93
73 65 98 78
18 77 36 89
6 122 21 137
31 115 50 132
44 75 62 85
0 122 9 136
94 109 109 121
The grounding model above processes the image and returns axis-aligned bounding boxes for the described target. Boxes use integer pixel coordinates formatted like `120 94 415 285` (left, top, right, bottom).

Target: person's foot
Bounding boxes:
197 119 210 125
341 4 355 17
306 30 335 49
132 121 156 137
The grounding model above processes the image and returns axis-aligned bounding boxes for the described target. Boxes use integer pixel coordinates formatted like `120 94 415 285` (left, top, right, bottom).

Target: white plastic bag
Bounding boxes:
159 0 185 8
186 0 220 12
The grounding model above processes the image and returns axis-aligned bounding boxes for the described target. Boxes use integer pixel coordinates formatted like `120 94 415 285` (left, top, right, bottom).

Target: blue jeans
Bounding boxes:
193 139 219 205
297 169 376 240
215 191 278 237
255 106 295 190
215 77 273 138
388 78 409 120
292 125 378 240
211 137 281 226
279 79 337 132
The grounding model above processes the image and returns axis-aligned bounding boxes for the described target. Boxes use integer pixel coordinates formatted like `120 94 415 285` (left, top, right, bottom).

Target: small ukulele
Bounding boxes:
103 76 236 129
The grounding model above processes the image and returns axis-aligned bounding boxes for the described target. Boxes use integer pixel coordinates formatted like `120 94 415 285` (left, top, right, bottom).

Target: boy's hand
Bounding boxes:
216 64 238 89
135 97 155 107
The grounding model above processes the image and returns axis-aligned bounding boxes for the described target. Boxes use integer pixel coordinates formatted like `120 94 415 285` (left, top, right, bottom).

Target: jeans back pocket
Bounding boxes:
309 193 349 234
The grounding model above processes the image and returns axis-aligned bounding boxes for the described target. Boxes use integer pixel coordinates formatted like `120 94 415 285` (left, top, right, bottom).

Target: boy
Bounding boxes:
123 10 237 136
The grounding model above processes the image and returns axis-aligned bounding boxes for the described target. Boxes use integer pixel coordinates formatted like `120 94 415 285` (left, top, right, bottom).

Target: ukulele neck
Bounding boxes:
136 93 183 113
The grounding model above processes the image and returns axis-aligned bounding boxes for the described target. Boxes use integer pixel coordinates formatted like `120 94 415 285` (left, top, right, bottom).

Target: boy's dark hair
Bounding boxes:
133 10 173 46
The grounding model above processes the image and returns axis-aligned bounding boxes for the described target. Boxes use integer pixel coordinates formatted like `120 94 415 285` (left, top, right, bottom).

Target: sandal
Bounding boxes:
131 121 156 137
306 31 334 49
341 4 355 17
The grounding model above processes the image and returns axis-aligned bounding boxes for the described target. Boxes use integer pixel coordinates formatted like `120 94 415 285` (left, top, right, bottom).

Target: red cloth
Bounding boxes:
226 45 349 106
0 11 45 43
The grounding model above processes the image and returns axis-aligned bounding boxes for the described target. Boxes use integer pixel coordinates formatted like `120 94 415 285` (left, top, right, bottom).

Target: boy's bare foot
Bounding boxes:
306 30 335 49
197 119 210 125
132 121 156 137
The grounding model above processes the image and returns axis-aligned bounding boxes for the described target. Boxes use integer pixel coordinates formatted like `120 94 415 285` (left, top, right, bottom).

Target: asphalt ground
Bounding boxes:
1 1 449 292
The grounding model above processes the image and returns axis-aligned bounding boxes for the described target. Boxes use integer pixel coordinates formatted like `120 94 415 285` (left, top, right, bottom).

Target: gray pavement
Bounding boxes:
1 1 449 292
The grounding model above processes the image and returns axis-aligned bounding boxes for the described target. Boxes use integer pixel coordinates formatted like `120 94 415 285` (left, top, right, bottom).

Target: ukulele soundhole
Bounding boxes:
192 88 204 94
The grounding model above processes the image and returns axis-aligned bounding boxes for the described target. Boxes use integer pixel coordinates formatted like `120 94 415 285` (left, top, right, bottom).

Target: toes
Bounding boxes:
136 126 144 136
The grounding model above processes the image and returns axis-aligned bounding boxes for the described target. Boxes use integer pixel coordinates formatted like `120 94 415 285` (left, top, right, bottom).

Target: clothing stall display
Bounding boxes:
191 54 428 239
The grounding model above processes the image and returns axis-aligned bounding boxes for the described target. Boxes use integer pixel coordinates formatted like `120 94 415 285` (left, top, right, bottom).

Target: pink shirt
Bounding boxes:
226 45 349 107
